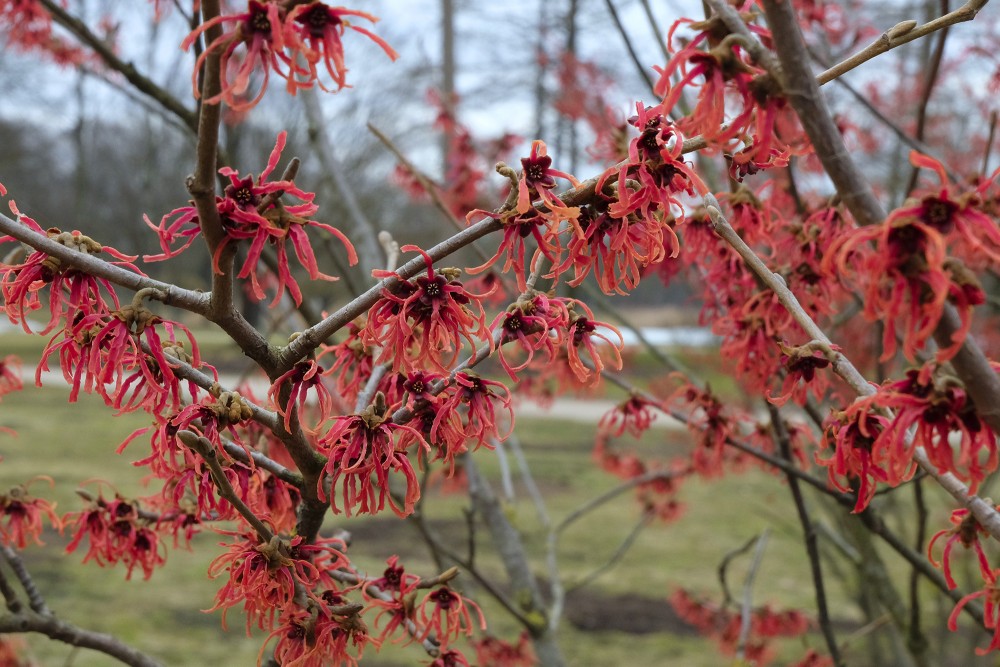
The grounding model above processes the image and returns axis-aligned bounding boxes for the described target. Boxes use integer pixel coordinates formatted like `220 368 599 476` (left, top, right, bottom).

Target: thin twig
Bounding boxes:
37 0 196 131
770 404 843 666
639 0 671 63
908 477 930 660
0 546 49 616
0 213 209 315
186 0 230 318
566 512 653 593
904 0 951 196
718 534 757 607
602 0 657 95
0 564 21 613
736 529 770 663
405 508 535 629
301 88 384 276
815 0 989 85
177 430 275 542
554 469 682 535
981 111 998 175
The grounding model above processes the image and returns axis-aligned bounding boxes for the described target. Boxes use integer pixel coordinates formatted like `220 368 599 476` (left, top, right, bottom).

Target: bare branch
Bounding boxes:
37 0 196 131
0 546 49 616
0 610 163 667
736 529 769 663
816 0 990 85
770 405 843 665
0 213 209 315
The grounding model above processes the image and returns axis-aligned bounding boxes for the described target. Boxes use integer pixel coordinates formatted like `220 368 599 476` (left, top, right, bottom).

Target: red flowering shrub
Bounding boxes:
2 2 1000 666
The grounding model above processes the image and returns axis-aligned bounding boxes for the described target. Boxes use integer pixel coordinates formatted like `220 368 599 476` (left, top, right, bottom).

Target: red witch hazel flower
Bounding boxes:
145 132 357 306
64 487 167 580
552 187 678 296
516 140 581 220
876 364 998 491
563 299 624 386
182 1 396 109
428 649 472 667
433 371 514 456
0 354 22 400
654 23 760 143
417 586 486 644
208 527 345 634
320 320 373 406
466 206 561 292
0 477 61 549
88 293 200 416
598 394 658 438
268 357 334 435
903 150 1000 266
262 603 373 667
669 381 739 477
669 588 811 666
490 291 569 382
473 632 537 667
595 104 704 255
362 555 421 643
182 1 290 110
928 507 996 590
364 245 492 373
816 397 907 512
284 3 399 92
318 392 427 518
766 340 836 407
949 568 1000 655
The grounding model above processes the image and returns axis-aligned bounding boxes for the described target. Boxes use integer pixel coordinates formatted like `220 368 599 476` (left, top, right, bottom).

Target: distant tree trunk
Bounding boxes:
441 0 456 175
72 69 87 230
561 0 579 174
532 0 550 142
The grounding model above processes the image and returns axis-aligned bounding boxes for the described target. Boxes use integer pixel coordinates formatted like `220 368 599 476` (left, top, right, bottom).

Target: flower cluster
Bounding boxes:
364 246 491 373
64 489 166 580
182 1 397 110
828 151 997 362
1 215 136 335
207 528 347 634
819 362 997 512
315 392 424 518
670 588 815 666
146 132 357 306
0 478 60 549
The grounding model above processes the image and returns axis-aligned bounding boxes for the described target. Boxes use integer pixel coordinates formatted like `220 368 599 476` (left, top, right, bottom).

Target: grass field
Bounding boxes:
0 331 994 666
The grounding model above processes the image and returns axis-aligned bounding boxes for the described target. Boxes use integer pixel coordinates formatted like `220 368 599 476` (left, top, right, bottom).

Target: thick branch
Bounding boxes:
465 456 565 666
0 546 49 616
0 609 162 667
0 213 209 315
